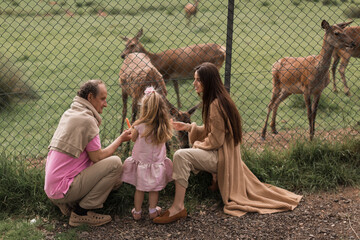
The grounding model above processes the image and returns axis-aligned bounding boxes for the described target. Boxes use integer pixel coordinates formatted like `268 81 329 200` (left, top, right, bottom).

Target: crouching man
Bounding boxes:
44 79 131 226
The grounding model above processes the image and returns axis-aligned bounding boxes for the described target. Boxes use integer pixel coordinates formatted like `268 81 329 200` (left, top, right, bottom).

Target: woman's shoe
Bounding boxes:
152 208 187 224
131 208 142 220
149 206 162 219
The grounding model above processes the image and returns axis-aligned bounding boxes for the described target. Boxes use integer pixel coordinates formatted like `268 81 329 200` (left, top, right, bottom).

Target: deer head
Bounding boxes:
163 95 200 148
322 20 355 49
170 104 200 148
121 29 145 59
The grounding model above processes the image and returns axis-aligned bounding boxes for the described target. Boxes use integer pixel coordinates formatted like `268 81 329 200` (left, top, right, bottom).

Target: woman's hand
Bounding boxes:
172 120 189 131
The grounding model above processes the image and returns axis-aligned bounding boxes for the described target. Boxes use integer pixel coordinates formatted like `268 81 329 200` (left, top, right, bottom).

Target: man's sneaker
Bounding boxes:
69 211 112 227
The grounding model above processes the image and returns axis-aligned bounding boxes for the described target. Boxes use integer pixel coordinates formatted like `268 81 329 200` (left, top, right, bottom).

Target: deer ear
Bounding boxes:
321 20 330 30
136 29 143 39
336 21 353 29
188 103 201 115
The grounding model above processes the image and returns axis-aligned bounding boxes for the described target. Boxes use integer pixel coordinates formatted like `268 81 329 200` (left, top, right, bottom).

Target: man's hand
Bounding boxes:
120 129 132 142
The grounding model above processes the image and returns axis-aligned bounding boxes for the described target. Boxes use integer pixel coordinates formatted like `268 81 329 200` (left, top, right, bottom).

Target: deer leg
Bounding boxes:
303 93 313 140
309 93 322 141
261 95 277 140
338 56 351 96
131 99 138 124
331 53 340 93
270 90 291 135
173 79 181 108
121 91 128 133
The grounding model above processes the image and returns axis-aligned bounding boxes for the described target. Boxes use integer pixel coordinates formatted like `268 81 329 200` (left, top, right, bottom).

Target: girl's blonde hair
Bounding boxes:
133 87 173 144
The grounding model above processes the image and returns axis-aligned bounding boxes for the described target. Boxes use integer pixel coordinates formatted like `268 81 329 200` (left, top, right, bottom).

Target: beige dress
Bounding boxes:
188 99 302 217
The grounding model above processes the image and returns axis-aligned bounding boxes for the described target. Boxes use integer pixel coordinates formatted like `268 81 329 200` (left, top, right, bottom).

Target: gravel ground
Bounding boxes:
39 130 359 239
43 187 360 240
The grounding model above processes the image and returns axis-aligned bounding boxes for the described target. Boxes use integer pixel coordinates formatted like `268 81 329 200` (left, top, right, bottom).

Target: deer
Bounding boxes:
331 25 360 96
184 0 200 26
121 29 226 108
119 52 198 149
261 20 355 141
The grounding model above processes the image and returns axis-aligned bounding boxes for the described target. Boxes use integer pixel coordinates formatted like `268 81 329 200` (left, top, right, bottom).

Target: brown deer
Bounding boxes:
261 20 355 141
119 52 167 133
184 0 200 26
166 100 200 149
119 52 198 148
331 25 360 96
121 29 226 108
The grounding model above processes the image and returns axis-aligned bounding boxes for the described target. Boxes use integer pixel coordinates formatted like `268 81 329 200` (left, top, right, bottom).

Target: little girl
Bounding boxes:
121 86 173 220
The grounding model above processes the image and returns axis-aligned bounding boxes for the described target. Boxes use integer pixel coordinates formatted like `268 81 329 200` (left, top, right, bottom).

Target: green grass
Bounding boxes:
0 218 44 240
0 217 89 240
243 138 360 192
0 138 359 238
0 0 359 158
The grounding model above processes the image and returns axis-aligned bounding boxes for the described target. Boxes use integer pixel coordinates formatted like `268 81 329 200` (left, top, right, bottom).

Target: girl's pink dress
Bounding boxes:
121 123 173 192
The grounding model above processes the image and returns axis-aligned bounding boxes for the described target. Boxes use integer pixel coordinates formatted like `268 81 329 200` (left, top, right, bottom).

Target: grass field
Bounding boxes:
0 0 359 158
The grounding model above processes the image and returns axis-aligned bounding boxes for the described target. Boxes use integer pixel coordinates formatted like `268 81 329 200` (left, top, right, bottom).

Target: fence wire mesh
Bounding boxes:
0 0 359 166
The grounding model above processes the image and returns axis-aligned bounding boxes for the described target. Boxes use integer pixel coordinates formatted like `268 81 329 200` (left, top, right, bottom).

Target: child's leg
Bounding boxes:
134 190 145 212
148 191 159 209
148 191 161 219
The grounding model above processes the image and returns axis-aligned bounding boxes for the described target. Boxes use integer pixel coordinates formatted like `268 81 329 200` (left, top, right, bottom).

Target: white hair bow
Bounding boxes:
144 86 156 96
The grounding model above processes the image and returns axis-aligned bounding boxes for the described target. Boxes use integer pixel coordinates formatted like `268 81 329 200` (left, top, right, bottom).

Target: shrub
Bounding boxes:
322 0 338 5
344 6 360 18
292 0 302 6
0 53 38 110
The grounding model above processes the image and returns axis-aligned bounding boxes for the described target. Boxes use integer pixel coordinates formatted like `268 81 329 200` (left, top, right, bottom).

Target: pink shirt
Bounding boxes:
44 135 101 199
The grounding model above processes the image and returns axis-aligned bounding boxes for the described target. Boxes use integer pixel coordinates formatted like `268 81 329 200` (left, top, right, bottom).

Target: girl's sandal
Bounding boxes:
149 206 162 219
131 208 142 220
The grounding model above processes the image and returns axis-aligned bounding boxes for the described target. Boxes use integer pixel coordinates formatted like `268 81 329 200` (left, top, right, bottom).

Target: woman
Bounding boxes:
153 62 302 224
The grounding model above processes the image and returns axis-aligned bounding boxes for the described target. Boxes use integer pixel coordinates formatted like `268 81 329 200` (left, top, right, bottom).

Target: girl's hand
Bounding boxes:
172 120 188 131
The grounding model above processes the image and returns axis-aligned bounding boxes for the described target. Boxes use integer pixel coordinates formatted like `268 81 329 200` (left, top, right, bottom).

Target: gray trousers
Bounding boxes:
172 148 218 188
51 156 122 209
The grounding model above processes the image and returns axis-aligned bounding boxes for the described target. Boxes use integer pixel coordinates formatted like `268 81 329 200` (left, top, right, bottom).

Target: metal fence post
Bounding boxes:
224 0 235 93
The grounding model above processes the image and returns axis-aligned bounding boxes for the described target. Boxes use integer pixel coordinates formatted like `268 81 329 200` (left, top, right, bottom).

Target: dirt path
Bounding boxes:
44 187 359 239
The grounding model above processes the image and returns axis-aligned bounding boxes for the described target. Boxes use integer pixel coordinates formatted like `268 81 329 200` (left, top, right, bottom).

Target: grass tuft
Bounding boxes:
0 154 53 219
243 138 360 192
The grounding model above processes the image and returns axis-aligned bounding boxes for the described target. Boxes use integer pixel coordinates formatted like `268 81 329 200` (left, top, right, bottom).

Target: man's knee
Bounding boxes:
103 156 122 173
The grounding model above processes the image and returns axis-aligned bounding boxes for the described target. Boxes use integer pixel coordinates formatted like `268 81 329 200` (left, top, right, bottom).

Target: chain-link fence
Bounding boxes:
1 0 359 164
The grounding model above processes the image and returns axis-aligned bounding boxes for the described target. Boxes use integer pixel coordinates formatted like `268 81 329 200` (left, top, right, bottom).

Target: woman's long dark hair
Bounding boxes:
194 62 242 145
